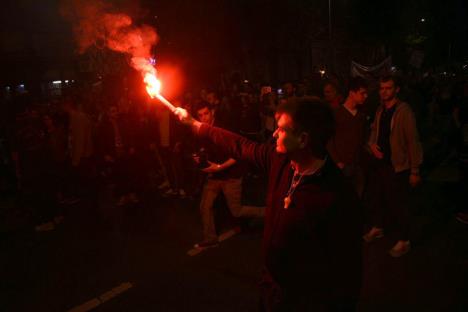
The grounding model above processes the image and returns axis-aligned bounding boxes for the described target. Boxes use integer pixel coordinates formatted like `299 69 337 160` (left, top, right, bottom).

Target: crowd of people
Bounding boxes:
1 67 468 310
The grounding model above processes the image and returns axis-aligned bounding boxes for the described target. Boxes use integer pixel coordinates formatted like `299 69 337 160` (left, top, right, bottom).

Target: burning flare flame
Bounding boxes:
144 72 161 99
135 57 176 113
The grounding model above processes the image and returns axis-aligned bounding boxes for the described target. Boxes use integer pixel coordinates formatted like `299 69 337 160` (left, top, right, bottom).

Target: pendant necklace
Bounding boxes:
283 157 327 209
283 172 304 209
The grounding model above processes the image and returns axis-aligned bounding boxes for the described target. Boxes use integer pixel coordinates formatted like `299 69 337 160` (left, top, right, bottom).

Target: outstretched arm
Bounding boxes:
174 107 273 172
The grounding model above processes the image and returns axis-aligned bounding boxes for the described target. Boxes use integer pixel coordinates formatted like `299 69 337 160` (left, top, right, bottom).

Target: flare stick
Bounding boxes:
156 94 176 113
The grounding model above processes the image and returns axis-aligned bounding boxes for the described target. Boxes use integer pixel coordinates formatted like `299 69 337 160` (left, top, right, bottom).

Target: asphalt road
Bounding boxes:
1 164 468 312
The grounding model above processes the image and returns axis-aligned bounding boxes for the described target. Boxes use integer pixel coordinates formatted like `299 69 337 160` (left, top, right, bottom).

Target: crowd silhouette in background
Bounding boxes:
2 68 468 229
1 66 467 308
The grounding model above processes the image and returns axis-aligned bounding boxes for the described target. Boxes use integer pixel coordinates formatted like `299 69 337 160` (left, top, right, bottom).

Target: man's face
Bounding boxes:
379 80 399 102
283 83 295 96
197 107 214 125
323 84 338 103
350 87 368 105
200 89 207 101
273 113 302 154
206 92 218 105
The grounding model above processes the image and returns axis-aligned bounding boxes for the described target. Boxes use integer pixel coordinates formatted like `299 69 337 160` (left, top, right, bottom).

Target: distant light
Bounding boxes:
463 65 468 69
244 80 249 83
53 80 62 84
391 66 397 72
420 18 425 22
319 70 326 76
16 84 26 93
443 72 447 75
65 80 69 83
5 86 10 91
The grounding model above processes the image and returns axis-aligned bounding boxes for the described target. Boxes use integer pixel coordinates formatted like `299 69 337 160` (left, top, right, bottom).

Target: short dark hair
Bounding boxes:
380 74 401 88
276 97 335 158
348 77 368 92
323 81 340 91
195 101 212 113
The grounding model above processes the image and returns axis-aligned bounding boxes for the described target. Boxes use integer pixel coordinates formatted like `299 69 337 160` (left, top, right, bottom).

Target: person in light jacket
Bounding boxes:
364 75 423 257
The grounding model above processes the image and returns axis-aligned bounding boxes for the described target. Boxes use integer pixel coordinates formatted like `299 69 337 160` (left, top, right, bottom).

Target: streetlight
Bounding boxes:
328 0 332 42
328 0 334 72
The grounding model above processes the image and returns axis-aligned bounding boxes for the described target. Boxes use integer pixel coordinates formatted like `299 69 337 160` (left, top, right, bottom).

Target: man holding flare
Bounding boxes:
171 97 363 311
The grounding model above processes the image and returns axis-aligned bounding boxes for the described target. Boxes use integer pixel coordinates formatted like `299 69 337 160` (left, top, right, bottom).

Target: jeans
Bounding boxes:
368 163 411 241
199 177 264 241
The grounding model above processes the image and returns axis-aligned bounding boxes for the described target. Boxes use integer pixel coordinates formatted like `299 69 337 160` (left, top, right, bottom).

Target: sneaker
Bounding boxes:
157 180 170 190
128 193 140 203
164 188 178 196
54 215 65 225
363 227 384 243
35 221 55 232
60 196 80 205
193 239 219 249
117 195 128 206
455 212 468 225
389 240 411 258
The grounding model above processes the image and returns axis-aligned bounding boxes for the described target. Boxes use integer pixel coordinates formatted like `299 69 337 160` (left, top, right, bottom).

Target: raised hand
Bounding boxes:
173 107 202 132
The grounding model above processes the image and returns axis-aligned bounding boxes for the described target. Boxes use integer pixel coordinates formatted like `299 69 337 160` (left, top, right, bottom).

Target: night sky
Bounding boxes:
1 0 467 87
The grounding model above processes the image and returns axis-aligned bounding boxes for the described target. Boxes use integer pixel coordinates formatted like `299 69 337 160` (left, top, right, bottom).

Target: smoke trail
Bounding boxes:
60 0 158 76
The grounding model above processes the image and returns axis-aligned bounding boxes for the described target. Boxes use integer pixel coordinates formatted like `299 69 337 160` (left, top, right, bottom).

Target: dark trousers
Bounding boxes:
259 269 357 312
368 163 411 241
19 151 57 224
342 164 365 198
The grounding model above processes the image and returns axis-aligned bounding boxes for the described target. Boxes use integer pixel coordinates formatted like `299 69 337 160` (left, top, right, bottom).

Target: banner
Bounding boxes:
350 57 392 81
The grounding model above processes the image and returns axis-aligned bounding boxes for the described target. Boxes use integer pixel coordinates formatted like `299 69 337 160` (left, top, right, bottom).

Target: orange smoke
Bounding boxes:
61 0 159 78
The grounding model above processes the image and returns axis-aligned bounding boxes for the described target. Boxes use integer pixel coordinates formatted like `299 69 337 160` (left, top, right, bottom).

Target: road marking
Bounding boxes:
67 282 133 312
68 299 100 312
218 227 240 242
187 227 240 256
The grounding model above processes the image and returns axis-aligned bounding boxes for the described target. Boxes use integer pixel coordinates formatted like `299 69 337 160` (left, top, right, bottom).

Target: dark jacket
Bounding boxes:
196 120 244 180
327 105 367 167
198 124 363 303
95 116 140 158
